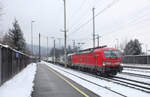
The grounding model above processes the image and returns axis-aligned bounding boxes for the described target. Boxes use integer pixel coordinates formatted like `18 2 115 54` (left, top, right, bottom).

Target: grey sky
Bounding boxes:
1 0 150 52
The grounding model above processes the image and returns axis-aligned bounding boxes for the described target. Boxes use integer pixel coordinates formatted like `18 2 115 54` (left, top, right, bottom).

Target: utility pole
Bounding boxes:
39 33 41 61
92 7 95 49
78 43 80 51
50 37 54 62
72 40 75 50
63 0 67 68
47 37 49 58
54 39 56 64
31 20 35 55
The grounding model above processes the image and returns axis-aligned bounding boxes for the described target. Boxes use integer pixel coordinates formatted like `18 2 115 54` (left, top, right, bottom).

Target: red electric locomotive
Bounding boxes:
68 46 123 76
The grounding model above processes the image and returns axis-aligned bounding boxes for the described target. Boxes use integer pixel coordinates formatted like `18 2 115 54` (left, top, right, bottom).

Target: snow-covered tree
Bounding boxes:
123 39 142 55
3 19 26 52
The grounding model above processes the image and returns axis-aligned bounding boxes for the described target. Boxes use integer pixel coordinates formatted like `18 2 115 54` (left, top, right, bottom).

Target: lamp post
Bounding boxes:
39 33 41 61
51 37 55 64
31 20 35 55
47 37 49 59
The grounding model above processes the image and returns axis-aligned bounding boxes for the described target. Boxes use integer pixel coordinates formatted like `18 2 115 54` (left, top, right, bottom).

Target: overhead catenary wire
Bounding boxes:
69 0 87 19
69 0 150 47
68 0 92 31
69 0 103 31
100 10 150 38
68 0 119 36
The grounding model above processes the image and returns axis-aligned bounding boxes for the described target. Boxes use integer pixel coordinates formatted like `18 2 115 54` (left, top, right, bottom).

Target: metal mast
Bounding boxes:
64 0 67 68
92 8 95 48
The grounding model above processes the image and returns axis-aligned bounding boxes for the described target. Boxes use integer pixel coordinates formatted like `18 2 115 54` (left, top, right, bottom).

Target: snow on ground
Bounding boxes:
123 68 150 76
122 64 150 76
117 73 150 83
0 63 37 97
123 64 150 68
42 61 150 97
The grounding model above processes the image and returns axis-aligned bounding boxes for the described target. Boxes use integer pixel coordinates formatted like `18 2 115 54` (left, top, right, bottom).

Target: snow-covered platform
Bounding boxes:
32 63 99 97
0 63 37 97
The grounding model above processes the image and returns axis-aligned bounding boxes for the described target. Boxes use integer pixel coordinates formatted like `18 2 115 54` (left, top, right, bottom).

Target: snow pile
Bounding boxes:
0 63 37 97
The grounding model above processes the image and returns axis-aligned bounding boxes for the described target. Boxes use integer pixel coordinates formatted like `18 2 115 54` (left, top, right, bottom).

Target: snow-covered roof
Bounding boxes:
0 43 31 57
0 43 9 48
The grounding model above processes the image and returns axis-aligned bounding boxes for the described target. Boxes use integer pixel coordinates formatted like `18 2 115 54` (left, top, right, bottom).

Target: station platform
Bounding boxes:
32 63 99 97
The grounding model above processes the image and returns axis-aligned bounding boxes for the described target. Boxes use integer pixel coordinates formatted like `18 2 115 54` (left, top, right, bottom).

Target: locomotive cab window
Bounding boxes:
104 50 120 58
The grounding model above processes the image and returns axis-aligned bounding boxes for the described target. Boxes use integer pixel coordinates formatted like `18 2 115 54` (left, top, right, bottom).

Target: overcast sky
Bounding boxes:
1 0 150 52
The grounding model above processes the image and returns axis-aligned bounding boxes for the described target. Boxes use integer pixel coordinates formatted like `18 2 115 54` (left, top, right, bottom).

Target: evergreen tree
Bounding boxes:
124 39 142 55
3 19 26 52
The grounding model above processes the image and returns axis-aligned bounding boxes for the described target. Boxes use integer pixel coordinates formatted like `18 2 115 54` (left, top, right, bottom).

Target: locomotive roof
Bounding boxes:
94 48 117 52
68 45 109 55
68 47 120 56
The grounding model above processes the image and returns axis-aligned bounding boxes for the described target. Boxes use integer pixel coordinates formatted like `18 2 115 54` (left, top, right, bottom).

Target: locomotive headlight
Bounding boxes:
103 62 106 66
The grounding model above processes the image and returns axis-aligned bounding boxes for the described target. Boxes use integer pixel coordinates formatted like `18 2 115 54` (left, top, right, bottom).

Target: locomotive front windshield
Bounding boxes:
104 50 120 58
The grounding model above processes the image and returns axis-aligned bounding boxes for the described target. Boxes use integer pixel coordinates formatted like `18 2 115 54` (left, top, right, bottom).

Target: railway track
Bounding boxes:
100 76 150 93
109 76 150 93
121 72 150 79
70 67 150 93
124 68 150 73
123 66 150 70
52 66 127 97
114 76 150 86
49 62 150 94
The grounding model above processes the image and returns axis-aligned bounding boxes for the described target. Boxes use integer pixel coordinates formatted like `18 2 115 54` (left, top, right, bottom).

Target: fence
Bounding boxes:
122 55 150 64
0 44 31 86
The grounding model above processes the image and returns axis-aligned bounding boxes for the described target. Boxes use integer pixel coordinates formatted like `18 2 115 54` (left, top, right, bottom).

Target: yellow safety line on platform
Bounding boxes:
48 67 89 97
